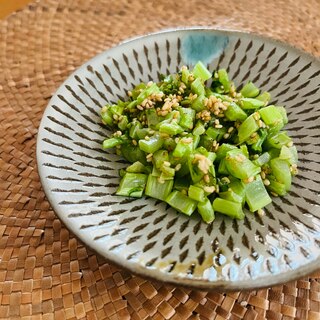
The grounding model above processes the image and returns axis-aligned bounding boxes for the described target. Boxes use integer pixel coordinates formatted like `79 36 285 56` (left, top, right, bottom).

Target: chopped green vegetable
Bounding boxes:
197 198 215 223
166 190 198 216
212 198 244 219
101 62 298 223
245 176 272 212
240 81 260 98
116 173 147 197
145 174 173 201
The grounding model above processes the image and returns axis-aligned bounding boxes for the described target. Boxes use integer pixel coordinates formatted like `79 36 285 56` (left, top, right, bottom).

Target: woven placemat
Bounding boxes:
0 0 319 319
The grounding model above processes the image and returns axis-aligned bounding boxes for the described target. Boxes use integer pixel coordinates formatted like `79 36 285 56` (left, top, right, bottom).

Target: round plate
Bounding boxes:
37 28 320 291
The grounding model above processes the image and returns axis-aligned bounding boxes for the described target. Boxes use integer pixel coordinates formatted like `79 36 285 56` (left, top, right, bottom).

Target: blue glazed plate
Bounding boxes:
37 28 320 291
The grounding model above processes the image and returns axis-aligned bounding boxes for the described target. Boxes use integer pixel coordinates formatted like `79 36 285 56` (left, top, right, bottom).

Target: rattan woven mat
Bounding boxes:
0 0 320 319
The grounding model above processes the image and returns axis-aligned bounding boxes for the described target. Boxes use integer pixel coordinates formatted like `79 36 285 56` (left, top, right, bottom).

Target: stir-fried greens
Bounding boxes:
101 62 298 223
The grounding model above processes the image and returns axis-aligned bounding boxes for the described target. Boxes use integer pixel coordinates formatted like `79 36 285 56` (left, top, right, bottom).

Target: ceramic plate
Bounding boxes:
37 28 320 291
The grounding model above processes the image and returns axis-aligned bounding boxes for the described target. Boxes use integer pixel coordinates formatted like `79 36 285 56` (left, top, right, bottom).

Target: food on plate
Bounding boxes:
101 62 298 223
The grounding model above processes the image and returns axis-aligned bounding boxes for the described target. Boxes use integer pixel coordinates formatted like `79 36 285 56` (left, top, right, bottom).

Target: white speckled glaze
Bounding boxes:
37 28 320 291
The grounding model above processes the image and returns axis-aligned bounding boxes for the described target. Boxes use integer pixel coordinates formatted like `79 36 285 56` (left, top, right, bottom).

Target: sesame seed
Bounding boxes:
223 133 230 139
127 91 132 97
260 171 266 179
228 127 234 133
257 209 265 217
204 186 215 193
223 101 230 107
132 139 137 146
137 105 143 111
287 141 293 147
163 161 171 167
112 114 118 120
244 176 254 184
145 136 150 141
175 164 182 171
263 179 270 186
215 124 223 129
271 192 279 197
181 137 193 144
204 174 210 183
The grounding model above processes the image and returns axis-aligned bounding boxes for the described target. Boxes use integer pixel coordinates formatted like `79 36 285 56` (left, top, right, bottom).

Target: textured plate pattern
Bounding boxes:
37 29 320 290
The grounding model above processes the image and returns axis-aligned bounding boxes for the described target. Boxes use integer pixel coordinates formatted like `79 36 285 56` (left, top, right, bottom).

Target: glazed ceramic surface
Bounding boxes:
37 28 320 291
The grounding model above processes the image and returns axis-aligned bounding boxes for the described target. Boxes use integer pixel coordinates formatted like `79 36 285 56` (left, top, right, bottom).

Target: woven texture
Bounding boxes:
0 0 319 319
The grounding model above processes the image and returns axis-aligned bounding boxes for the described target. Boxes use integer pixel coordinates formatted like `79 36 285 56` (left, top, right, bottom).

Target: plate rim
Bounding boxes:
36 27 320 291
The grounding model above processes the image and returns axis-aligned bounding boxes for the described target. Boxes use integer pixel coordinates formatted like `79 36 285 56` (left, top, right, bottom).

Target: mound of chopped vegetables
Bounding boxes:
101 62 298 223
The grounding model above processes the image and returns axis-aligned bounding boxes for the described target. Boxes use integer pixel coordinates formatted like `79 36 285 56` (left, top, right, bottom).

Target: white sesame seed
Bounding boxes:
223 133 230 139
157 177 165 184
263 179 270 186
228 127 234 133
204 186 215 193
257 209 265 217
